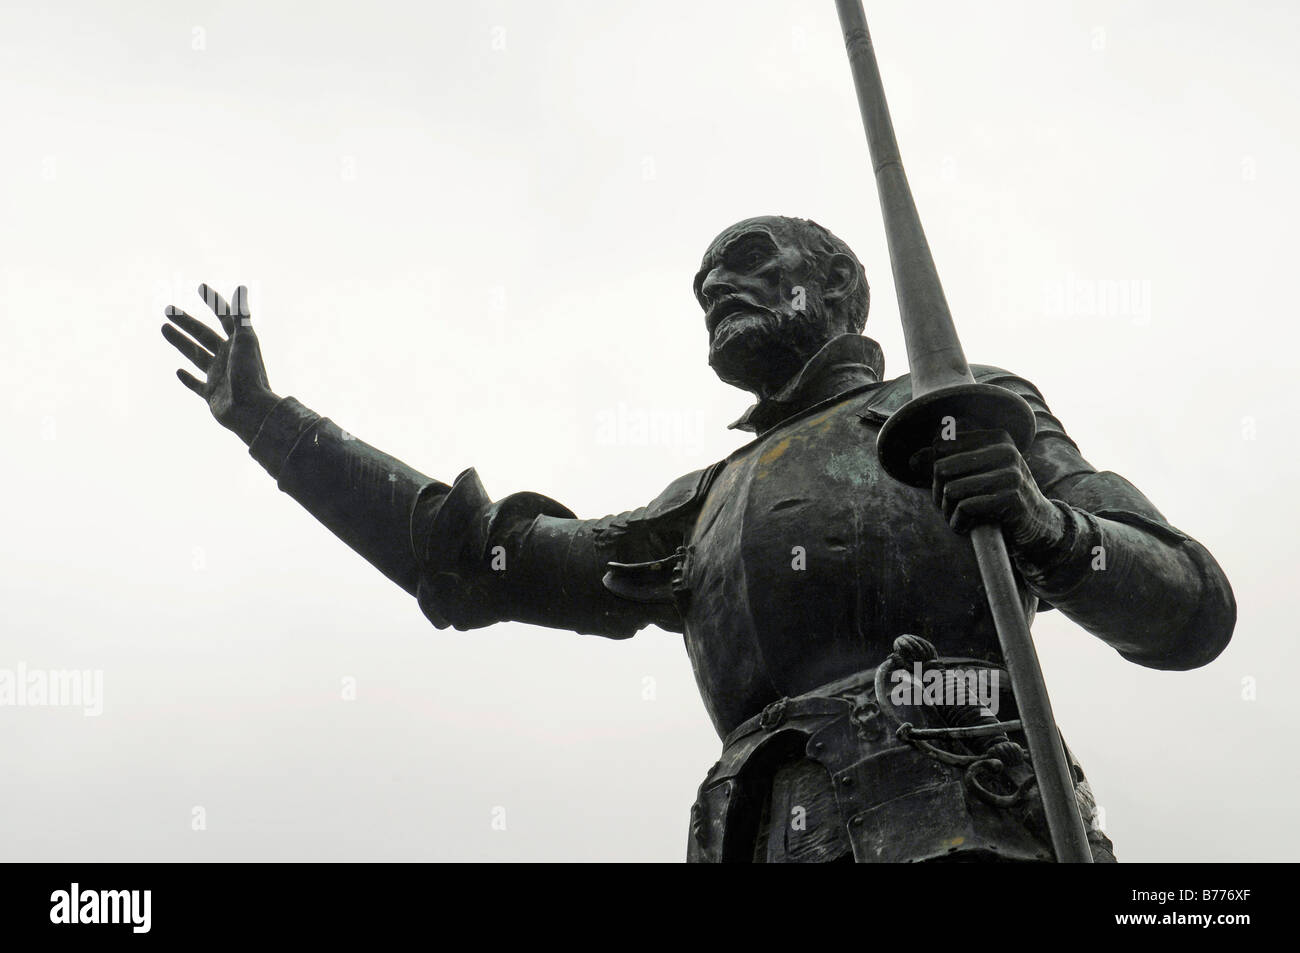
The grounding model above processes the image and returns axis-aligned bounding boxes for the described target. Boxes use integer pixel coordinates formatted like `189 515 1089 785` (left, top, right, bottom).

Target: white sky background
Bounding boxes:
1 0 1296 862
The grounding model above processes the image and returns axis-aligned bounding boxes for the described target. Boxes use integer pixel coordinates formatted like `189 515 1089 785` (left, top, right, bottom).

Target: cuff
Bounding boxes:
1011 500 1100 599
248 396 322 481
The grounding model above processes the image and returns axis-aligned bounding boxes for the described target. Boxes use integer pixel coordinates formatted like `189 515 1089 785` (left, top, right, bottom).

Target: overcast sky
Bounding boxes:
2 0 1297 861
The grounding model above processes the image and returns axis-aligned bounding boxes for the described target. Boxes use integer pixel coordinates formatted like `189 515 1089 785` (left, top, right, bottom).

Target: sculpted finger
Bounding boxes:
161 323 214 372
940 470 1018 520
176 368 206 397
933 444 1019 483
165 305 224 351
198 283 234 334
932 429 1015 466
950 491 1017 534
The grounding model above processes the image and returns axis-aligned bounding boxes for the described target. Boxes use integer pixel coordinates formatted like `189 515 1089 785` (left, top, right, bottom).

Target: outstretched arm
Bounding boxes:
161 286 674 637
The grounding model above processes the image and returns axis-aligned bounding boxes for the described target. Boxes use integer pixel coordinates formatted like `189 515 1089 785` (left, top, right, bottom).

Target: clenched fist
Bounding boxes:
924 430 1067 558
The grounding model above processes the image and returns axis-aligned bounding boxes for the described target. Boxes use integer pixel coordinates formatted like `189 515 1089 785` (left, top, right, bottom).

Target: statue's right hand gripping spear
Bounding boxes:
833 0 1093 862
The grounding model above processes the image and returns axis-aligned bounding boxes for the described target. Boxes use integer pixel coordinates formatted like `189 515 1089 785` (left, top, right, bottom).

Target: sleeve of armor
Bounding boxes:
248 395 435 596
247 396 684 639
409 468 685 639
973 368 1237 671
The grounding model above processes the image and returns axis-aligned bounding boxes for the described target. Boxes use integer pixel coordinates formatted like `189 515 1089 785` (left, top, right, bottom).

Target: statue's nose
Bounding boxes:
699 268 738 304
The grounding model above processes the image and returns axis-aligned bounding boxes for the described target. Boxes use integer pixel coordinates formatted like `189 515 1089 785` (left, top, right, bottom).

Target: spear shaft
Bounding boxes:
834 0 1093 862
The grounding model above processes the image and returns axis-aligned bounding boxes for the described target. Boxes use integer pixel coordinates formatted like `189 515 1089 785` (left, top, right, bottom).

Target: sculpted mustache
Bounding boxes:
707 300 781 336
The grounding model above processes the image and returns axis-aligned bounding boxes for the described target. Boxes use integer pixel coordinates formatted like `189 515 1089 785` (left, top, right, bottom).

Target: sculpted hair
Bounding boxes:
780 217 871 334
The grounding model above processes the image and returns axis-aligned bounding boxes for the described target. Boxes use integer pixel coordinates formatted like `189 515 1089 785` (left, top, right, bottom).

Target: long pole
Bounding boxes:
834 0 1093 862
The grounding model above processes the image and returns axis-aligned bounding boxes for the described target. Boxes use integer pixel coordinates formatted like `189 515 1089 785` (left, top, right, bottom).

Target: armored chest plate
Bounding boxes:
682 391 1023 737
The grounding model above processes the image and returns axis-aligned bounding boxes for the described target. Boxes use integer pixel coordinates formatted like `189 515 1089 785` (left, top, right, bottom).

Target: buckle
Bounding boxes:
759 697 789 730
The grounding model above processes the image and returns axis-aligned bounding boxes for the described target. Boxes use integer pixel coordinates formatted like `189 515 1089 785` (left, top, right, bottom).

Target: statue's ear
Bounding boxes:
822 253 859 303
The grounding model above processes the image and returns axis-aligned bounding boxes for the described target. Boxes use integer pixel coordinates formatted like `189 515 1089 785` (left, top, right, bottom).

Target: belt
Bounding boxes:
722 667 884 749
720 655 1010 751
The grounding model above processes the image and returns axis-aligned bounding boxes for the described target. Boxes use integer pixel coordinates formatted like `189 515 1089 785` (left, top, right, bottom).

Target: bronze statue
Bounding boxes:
159 212 1234 861
159 4 1235 862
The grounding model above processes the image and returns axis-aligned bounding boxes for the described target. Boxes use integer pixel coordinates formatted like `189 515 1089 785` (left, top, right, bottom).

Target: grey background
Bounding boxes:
1 0 1296 861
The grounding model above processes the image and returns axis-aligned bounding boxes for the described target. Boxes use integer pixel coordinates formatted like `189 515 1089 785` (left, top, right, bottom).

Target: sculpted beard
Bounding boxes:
708 296 837 397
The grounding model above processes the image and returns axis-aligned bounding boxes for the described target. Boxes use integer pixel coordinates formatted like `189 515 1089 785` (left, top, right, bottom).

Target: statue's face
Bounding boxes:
693 217 845 398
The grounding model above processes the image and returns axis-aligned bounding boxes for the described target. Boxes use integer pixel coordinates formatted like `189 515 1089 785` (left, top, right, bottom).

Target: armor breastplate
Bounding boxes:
680 387 1034 739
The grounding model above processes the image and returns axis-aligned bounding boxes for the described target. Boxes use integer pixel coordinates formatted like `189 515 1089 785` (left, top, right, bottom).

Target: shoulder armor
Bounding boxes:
598 462 723 608
597 461 723 538
645 463 722 521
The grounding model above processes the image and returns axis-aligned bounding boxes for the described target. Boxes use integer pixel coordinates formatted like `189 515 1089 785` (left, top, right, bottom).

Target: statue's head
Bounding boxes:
694 215 869 398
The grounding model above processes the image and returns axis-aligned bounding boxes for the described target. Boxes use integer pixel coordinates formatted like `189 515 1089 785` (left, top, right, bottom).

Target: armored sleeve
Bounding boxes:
973 368 1236 671
407 468 686 638
246 396 684 640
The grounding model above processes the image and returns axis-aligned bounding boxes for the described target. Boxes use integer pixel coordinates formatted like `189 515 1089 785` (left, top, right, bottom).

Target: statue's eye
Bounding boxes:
732 243 770 272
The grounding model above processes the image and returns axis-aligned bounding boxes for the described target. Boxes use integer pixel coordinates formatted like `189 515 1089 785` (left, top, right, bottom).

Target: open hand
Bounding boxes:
161 284 279 444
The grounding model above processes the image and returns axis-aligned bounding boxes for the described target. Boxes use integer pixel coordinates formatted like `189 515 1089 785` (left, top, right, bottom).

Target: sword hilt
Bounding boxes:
876 381 1037 487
